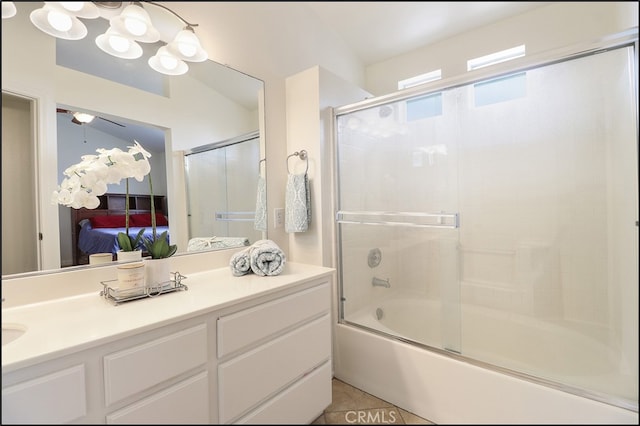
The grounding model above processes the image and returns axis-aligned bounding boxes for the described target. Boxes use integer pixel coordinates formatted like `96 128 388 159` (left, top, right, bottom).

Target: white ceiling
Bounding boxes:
305 2 550 65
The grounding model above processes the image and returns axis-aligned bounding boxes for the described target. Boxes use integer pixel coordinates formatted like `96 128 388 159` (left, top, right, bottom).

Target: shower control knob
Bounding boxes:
368 248 382 268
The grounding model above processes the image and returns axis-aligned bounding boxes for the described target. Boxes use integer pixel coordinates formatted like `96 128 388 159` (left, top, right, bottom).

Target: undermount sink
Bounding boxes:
2 323 27 346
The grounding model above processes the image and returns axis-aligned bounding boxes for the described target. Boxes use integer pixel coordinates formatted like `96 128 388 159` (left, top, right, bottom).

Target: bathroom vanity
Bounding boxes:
2 261 334 424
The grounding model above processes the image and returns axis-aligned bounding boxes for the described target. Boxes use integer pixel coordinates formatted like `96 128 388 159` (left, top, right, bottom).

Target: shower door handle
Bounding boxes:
336 211 459 229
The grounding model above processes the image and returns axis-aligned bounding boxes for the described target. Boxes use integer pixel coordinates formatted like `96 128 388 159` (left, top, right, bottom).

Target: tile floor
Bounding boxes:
312 378 434 424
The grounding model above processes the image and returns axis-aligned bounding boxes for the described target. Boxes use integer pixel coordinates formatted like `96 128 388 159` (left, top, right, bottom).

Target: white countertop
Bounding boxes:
2 262 335 373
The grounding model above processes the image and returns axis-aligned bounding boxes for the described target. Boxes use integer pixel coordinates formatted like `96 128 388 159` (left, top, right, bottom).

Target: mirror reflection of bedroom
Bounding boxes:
56 106 263 267
56 109 170 267
61 118 263 267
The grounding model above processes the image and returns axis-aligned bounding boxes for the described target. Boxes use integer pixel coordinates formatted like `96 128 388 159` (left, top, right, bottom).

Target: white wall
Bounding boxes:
285 67 371 265
2 94 39 274
366 2 639 96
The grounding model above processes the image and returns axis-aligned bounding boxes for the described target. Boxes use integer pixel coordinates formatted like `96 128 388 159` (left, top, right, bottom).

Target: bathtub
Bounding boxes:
333 296 638 424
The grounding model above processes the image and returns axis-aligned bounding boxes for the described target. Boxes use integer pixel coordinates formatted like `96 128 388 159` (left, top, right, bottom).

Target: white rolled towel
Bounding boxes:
229 246 252 276
249 239 286 276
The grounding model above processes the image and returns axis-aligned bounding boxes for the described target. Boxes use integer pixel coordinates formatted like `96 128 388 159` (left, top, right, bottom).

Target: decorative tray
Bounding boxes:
100 272 188 305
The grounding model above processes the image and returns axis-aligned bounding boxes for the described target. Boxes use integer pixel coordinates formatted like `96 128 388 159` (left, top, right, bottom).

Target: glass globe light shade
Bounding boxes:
30 5 87 40
2 2 17 19
109 34 131 53
166 28 208 62
45 1 100 19
95 27 143 59
110 4 159 42
124 15 147 36
160 54 178 70
148 46 188 76
176 31 198 57
48 9 73 32
59 2 83 13
73 112 95 124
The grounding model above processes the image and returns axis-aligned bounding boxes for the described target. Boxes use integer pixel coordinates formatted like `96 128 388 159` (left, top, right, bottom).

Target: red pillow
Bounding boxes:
90 215 127 228
130 213 169 227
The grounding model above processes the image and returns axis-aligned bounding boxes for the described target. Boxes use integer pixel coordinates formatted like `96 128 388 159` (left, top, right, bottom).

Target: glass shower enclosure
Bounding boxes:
334 37 638 408
184 131 263 247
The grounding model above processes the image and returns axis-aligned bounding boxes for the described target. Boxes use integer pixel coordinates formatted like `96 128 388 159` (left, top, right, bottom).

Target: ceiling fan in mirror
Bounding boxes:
56 107 125 127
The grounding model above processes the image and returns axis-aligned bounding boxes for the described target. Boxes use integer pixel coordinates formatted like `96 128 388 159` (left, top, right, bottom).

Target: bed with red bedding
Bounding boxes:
78 214 169 256
70 194 168 265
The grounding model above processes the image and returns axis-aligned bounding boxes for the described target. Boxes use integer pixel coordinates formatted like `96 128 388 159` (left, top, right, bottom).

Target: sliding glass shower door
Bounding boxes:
335 41 638 405
184 133 262 246
335 91 463 353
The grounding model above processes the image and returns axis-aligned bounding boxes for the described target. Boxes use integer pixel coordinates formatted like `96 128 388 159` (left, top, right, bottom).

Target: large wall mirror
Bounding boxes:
1 2 265 276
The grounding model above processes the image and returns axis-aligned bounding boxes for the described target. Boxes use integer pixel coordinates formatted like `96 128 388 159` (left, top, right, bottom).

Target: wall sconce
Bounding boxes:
5 2 208 76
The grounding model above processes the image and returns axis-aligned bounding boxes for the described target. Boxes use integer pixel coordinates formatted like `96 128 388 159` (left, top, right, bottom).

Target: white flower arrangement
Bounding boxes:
52 140 177 258
52 141 151 209
53 141 152 253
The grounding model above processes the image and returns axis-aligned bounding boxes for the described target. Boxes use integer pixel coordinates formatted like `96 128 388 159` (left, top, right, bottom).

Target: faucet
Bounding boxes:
372 277 391 288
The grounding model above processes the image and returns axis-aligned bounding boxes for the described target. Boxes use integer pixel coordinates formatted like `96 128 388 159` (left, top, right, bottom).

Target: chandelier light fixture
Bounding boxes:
2 1 208 76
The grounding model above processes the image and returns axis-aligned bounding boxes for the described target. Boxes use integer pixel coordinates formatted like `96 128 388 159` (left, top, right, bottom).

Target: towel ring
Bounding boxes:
287 150 308 174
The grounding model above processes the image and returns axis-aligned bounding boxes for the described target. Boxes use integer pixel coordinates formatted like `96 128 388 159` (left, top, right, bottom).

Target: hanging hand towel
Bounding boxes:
249 239 286 276
254 175 267 231
229 246 252 276
285 173 311 233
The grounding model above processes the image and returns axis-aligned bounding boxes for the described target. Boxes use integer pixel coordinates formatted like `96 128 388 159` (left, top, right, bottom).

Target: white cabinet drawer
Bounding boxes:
217 282 330 358
104 324 207 406
2 364 86 424
218 314 331 423
237 360 332 424
106 371 210 424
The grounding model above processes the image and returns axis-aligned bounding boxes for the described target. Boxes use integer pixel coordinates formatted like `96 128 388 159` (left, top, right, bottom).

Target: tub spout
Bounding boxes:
372 277 390 288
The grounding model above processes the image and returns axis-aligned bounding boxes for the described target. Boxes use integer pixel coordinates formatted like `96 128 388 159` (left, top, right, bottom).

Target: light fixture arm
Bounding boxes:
145 1 199 28
93 1 199 28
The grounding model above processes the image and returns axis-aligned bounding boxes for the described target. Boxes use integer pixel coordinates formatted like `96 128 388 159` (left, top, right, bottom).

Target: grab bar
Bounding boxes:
336 211 458 229
215 211 255 222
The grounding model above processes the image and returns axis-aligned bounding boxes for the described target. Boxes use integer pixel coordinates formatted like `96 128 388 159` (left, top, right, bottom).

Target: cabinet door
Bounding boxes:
218 282 330 357
106 372 209 424
218 314 331 423
104 324 207 405
236 361 332 424
2 364 86 424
